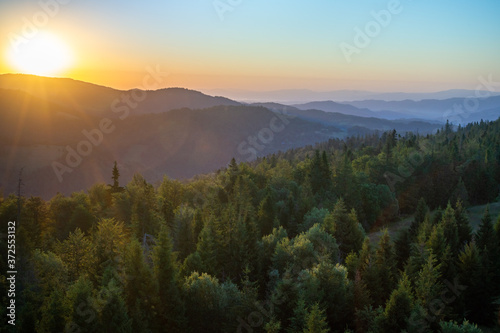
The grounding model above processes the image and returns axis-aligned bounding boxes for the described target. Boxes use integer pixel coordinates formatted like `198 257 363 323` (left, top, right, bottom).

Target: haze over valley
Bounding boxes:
1 1 500 332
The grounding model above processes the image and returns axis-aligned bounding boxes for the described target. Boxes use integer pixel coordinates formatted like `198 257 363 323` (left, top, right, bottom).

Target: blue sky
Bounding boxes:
1 0 499 92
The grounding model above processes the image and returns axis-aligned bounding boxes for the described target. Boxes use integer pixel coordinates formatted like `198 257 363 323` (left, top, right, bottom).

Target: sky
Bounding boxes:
1 0 500 93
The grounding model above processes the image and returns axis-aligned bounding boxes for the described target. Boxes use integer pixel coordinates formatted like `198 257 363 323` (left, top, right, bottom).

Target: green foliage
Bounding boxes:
440 320 483 333
97 279 132 333
301 262 354 330
151 226 185 332
54 228 94 281
303 303 330 333
8 120 500 332
369 230 397 308
122 239 155 332
330 199 365 258
65 275 99 332
415 254 442 312
183 272 243 332
300 207 329 233
454 199 472 247
37 289 68 333
380 273 413 333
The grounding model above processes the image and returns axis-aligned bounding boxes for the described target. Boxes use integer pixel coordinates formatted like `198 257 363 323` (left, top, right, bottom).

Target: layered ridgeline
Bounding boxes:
0 74 443 199
0 118 499 332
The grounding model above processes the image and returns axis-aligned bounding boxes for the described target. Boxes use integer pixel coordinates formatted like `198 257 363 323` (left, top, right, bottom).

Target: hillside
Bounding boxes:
0 74 241 116
0 103 343 199
1 117 499 333
1 75 443 200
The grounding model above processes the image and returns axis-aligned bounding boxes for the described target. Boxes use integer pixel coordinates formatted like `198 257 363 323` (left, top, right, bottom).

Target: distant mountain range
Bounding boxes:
3 74 495 199
344 97 500 122
290 101 410 120
205 88 500 103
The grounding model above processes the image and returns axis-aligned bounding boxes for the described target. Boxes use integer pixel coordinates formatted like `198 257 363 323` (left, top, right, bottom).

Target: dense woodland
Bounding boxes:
1 119 500 332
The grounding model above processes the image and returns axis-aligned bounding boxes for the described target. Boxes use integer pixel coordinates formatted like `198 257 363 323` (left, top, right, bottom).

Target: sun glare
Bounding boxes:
7 31 73 77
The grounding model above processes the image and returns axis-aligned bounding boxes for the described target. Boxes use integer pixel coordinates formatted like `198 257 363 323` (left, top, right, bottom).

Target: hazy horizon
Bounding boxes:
2 1 500 92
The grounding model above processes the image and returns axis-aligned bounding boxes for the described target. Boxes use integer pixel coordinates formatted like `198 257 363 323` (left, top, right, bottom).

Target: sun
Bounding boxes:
7 31 73 77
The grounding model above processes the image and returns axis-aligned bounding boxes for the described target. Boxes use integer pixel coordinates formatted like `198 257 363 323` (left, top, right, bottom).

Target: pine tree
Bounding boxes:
415 254 442 321
66 276 99 333
440 203 459 256
330 199 364 258
182 272 228 333
37 289 68 333
370 230 396 308
55 228 94 281
426 222 455 282
289 296 308 332
194 217 217 275
258 192 276 236
123 239 155 332
92 218 128 280
151 226 185 332
479 209 500 324
381 273 413 333
457 242 487 326
409 198 429 240
310 150 328 195
440 320 482 333
476 206 497 254
303 303 330 333
226 157 240 194
394 229 411 270
454 199 472 248
110 161 122 192
128 174 162 239
98 279 132 333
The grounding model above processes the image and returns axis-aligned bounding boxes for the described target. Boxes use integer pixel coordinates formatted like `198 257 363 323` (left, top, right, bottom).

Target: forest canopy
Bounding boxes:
1 119 500 332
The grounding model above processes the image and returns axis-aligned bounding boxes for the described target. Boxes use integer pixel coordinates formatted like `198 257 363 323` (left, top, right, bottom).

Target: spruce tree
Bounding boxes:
151 226 186 332
415 254 443 325
98 279 132 333
111 161 120 192
409 198 429 240
381 274 413 333
454 199 472 247
331 199 364 258
258 192 276 236
457 242 488 326
440 203 459 256
476 206 497 254
123 239 155 331
303 303 330 333
370 230 396 307
66 276 99 332
38 289 67 333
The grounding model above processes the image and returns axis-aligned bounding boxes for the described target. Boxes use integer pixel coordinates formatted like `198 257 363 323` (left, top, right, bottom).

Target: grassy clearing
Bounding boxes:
368 201 500 244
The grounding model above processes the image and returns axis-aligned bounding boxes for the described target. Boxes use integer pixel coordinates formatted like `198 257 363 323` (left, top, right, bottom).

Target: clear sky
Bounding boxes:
1 0 499 92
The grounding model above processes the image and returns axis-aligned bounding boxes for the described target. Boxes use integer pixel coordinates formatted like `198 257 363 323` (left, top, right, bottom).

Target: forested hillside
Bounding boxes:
2 75 445 200
1 119 499 332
